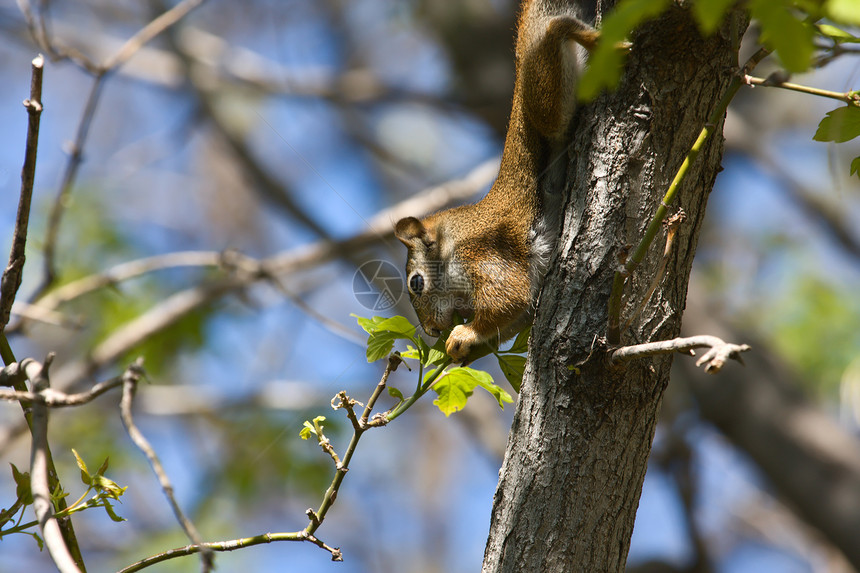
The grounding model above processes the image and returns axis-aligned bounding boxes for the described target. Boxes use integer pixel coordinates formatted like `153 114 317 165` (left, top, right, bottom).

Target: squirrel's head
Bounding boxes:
394 216 474 337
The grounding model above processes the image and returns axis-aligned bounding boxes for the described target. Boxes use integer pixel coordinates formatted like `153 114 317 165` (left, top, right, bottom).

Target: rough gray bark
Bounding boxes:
482 5 746 572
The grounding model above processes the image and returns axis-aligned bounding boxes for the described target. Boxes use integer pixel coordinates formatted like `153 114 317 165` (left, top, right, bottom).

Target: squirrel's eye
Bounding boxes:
408 272 425 295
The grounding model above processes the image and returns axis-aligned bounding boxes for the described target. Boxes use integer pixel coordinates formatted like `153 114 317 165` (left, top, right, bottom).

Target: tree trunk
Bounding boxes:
482 4 746 572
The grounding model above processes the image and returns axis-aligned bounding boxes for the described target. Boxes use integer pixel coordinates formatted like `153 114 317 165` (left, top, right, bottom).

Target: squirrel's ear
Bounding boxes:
394 217 432 247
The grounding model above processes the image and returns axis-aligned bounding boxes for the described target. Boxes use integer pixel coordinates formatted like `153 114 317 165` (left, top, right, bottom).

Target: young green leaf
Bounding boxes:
828 0 860 27
72 449 92 486
751 0 815 73
102 499 126 522
691 0 737 35
29 532 44 551
813 105 860 143
497 354 527 393
850 156 860 178
10 463 33 505
355 315 418 362
388 386 404 403
432 369 475 416
400 346 421 360
432 367 512 416
817 23 860 43
472 373 514 408
351 314 386 334
300 416 327 440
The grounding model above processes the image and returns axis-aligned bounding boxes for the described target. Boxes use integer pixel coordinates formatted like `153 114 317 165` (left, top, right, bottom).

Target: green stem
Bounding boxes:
744 75 860 105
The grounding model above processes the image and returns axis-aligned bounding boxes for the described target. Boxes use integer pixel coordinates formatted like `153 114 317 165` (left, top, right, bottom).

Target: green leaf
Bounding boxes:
497 354 526 393
72 449 91 486
300 416 326 441
817 23 860 43
432 370 475 416
102 499 126 523
472 372 514 408
351 314 386 334
355 315 418 362
579 0 671 100
96 457 110 477
813 105 860 143
10 463 32 505
751 0 815 73
828 0 860 26
400 346 421 360
366 332 397 362
851 156 860 178
91 475 126 500
29 531 44 551
388 386 404 402
692 0 737 34
432 367 512 415
508 326 531 354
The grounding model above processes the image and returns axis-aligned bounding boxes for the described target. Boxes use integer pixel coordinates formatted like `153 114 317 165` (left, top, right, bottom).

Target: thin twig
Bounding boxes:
119 359 214 573
26 355 82 573
115 530 340 573
102 0 206 71
610 335 751 373
307 355 402 538
1 54 44 333
622 211 686 333
0 372 124 406
29 0 208 300
744 74 860 105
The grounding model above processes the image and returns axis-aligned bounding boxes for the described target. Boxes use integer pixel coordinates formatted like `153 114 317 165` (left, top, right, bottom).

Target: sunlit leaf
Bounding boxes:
72 449 91 486
813 105 860 143
817 23 860 42
752 0 815 73
827 0 860 26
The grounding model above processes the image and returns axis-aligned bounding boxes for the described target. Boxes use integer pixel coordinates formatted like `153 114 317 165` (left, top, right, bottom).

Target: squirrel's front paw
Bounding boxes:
446 325 480 362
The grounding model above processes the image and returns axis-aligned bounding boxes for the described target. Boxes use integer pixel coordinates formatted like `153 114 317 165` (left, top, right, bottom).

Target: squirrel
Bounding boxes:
395 0 602 362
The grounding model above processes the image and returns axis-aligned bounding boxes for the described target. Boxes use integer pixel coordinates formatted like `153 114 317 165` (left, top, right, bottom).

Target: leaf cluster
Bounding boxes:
1 450 128 550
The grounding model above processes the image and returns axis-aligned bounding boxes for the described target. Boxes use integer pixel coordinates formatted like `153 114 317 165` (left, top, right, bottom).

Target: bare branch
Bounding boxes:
1 54 44 334
26 355 83 573
0 369 124 406
115 530 341 573
610 335 751 373
102 0 206 71
119 363 213 572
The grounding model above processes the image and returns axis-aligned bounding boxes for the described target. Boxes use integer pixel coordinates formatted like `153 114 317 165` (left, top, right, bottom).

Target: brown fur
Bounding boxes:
395 0 601 362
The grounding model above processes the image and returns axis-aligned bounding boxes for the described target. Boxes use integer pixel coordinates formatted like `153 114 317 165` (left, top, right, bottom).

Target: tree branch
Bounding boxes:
744 74 860 105
1 54 43 335
26 354 83 573
119 359 213 573
610 335 751 373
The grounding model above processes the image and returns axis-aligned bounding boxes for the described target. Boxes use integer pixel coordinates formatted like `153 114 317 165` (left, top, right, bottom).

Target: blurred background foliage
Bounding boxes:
0 0 859 572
